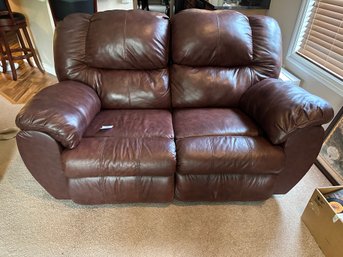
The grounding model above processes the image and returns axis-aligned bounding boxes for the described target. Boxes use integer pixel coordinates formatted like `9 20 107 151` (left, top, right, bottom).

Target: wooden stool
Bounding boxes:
0 1 44 80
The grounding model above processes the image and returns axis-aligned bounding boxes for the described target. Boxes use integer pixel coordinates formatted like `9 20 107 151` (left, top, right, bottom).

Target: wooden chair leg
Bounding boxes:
16 30 34 67
0 38 7 73
1 32 17 80
21 27 44 73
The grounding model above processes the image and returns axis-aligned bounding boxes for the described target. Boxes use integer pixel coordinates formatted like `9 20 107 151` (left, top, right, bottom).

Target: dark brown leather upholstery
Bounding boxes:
85 11 168 69
172 11 253 67
176 136 284 175
16 131 70 199
54 10 170 110
173 108 285 200
170 9 282 108
173 109 261 138
274 126 325 194
84 110 174 138
175 174 278 201
16 81 101 149
240 78 334 144
62 137 176 178
171 65 253 108
69 176 174 204
15 9 334 204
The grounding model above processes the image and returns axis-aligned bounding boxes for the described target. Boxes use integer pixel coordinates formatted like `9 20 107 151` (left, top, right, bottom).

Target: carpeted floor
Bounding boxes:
0 96 331 257
0 96 23 140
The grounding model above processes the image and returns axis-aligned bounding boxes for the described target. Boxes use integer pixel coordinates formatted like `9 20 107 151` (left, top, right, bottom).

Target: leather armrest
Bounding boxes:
16 81 101 149
240 78 334 145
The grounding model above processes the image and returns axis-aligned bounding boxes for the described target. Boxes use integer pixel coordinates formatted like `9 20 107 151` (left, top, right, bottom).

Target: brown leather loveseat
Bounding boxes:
15 9 334 204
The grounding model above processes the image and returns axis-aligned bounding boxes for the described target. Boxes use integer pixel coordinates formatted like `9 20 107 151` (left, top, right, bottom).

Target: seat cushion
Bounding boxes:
62 137 176 178
69 176 174 204
177 136 284 175
175 173 278 201
84 109 174 138
173 108 285 175
62 109 176 178
173 108 261 139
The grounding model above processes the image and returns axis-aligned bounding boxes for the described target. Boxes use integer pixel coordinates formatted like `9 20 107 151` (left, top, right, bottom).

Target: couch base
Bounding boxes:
68 175 174 204
175 173 277 201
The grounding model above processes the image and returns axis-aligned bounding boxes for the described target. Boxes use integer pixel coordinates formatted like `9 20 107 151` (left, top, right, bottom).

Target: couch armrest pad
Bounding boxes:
240 78 334 144
16 81 101 149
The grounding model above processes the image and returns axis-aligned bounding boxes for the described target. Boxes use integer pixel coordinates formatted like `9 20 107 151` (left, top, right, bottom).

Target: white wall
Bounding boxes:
268 0 343 113
268 0 302 61
98 0 132 11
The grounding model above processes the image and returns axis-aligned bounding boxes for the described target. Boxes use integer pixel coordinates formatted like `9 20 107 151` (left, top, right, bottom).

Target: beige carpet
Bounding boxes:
0 96 23 140
0 96 331 257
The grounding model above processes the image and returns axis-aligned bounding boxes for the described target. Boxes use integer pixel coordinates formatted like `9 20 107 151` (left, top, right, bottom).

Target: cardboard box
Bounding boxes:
302 186 343 257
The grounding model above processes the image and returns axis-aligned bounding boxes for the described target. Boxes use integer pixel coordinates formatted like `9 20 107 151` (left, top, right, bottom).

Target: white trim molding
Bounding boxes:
285 0 343 97
286 54 343 97
42 62 56 76
279 67 301 86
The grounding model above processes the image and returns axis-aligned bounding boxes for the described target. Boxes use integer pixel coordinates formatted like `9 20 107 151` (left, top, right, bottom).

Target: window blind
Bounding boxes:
297 0 343 80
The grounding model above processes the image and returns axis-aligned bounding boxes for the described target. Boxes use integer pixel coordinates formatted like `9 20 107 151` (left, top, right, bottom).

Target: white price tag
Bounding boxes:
100 125 113 130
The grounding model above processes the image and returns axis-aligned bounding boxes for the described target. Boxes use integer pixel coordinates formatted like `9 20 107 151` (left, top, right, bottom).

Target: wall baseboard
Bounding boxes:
279 67 301 86
42 63 56 76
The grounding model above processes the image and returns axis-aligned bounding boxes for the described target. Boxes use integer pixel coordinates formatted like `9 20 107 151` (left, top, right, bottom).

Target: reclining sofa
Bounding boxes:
15 9 334 204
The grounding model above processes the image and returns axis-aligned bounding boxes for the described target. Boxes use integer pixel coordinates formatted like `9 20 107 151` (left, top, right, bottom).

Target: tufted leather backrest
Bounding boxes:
171 9 282 108
54 10 170 109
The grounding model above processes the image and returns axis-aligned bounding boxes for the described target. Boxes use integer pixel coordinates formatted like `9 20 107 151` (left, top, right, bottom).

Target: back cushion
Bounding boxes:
54 10 170 109
171 9 282 108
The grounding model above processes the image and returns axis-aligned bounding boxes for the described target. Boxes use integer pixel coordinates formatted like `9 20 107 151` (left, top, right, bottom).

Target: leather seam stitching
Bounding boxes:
244 137 253 169
84 15 92 68
210 137 215 172
215 13 220 66
99 138 108 176
123 12 127 62
137 138 142 176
